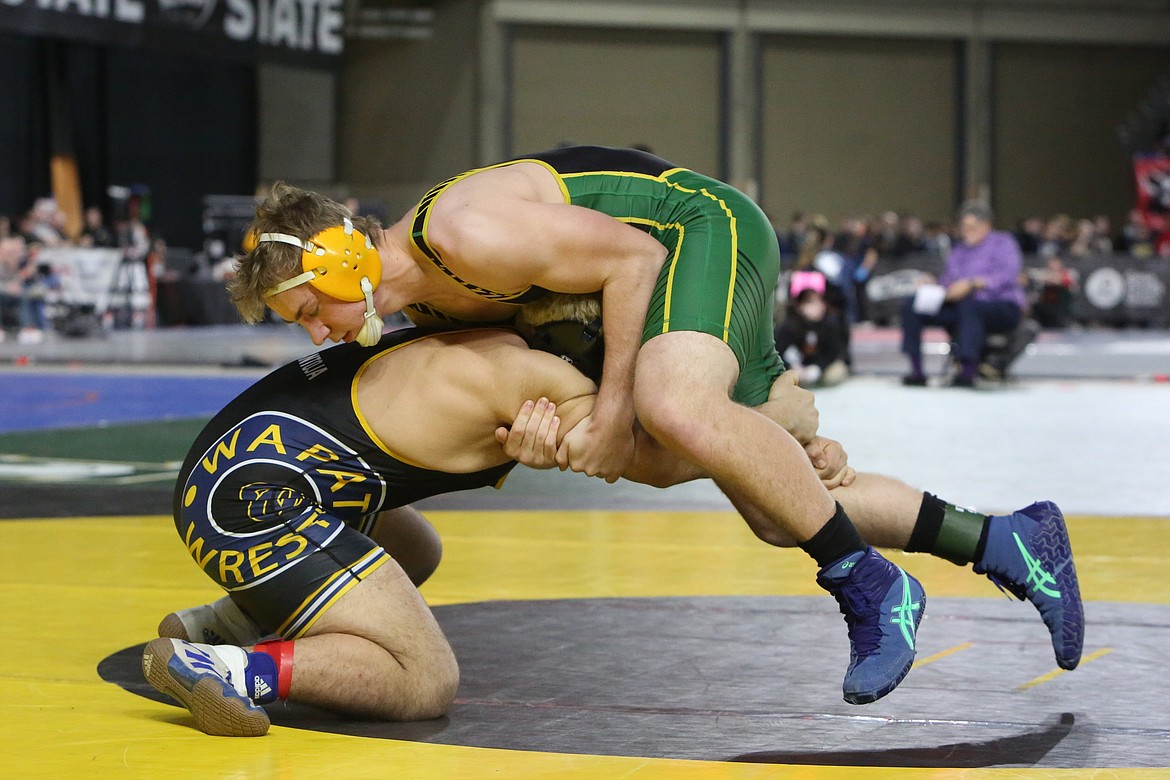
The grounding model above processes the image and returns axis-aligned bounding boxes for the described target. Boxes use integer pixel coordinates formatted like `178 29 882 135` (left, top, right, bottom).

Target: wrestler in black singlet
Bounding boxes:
172 329 514 638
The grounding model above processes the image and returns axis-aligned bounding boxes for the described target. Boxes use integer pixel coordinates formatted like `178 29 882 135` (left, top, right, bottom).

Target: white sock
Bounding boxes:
174 596 265 646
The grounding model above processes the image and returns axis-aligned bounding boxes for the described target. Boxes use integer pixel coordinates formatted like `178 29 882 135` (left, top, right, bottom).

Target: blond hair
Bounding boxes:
515 293 602 328
228 182 383 323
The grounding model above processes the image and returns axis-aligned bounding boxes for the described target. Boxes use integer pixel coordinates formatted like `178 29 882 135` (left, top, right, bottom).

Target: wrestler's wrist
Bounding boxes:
589 402 636 437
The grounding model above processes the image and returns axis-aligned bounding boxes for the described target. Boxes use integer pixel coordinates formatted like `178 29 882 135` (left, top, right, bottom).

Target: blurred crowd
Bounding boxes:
770 206 1170 387
0 196 160 341
775 207 1165 272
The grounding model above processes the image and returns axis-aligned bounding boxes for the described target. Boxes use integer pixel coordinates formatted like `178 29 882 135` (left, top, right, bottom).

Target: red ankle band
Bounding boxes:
253 639 294 699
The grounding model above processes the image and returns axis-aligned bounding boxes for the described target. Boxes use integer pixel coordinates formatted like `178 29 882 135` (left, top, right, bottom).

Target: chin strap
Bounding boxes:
355 276 384 347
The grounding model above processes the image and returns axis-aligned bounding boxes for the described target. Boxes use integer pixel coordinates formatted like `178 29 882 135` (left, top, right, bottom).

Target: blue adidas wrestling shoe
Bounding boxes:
142 638 270 737
975 501 1084 670
817 547 926 705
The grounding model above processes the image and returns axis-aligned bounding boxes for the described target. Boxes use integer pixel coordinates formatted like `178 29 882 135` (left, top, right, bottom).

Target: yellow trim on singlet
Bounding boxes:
278 547 390 638
350 334 452 470
558 167 737 341
519 158 572 202
411 158 571 301
558 166 689 184
619 216 685 334
697 186 739 340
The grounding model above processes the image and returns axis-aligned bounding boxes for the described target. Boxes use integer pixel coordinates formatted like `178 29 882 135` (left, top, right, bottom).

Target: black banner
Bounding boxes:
0 0 345 67
855 252 1170 328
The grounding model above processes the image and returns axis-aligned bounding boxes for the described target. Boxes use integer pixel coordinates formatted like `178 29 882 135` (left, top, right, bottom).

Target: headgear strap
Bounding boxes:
258 218 386 346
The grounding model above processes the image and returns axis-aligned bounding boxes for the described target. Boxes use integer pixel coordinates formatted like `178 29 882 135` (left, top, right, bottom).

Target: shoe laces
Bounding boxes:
985 573 1026 602
826 573 883 657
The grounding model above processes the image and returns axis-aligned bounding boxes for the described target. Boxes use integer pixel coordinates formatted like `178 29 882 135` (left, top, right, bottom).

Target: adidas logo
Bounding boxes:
253 675 273 700
143 652 153 676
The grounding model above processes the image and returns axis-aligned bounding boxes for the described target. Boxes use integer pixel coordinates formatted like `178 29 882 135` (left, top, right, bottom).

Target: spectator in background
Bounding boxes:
0 236 25 334
889 214 928 258
1091 215 1115 254
1031 256 1077 330
0 234 49 343
923 221 952 257
1067 219 1100 258
900 202 1025 388
1014 217 1045 255
1118 209 1156 258
794 217 849 319
25 198 67 247
775 211 808 264
79 206 117 248
872 211 902 258
832 216 879 325
1037 214 1072 260
775 281 850 388
788 223 853 371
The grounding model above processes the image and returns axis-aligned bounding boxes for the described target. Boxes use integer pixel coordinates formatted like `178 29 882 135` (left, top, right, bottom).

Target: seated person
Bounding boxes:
0 235 50 342
774 286 849 388
900 202 1025 387
145 327 1081 737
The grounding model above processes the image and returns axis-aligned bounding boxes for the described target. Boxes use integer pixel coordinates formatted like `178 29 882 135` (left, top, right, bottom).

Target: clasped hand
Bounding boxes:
494 398 634 482
803 434 854 489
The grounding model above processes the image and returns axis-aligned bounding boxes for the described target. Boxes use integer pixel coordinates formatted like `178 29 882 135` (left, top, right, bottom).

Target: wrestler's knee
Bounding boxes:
307 563 459 720
346 640 458 722
396 644 459 720
633 389 720 459
355 624 459 721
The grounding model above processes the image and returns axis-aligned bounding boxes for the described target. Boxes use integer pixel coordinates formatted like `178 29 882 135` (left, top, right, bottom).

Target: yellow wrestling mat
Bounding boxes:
1 510 1166 779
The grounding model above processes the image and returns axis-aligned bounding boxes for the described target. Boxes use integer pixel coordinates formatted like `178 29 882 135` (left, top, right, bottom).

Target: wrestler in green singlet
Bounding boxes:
409 145 785 405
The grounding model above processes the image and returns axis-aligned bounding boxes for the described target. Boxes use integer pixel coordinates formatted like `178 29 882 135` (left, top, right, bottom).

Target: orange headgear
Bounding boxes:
258 218 385 346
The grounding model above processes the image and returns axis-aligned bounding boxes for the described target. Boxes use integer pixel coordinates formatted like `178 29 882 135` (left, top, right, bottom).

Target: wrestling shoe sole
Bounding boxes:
1032 504 1084 670
156 612 191 641
142 638 270 737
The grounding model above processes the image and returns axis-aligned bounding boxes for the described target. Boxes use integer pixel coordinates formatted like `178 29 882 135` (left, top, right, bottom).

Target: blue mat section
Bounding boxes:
0 372 260 432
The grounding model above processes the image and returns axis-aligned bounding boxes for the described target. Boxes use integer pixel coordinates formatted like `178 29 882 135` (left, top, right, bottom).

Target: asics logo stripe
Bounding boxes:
891 572 922 650
1012 532 1061 599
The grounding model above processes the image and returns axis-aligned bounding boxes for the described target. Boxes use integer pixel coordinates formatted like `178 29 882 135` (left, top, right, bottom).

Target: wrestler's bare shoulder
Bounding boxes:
438 163 563 213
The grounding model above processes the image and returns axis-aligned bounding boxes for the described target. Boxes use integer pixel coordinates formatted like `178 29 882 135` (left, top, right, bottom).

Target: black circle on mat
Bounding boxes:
101 596 1168 768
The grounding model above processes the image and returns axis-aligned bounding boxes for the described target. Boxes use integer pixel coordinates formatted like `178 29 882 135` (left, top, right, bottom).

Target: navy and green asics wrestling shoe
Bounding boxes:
817 547 926 704
975 501 1083 670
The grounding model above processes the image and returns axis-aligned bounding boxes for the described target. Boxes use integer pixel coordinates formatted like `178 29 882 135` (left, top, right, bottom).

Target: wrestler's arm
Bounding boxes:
482 337 853 488
472 333 703 487
429 186 667 482
486 337 850 488
385 331 847 489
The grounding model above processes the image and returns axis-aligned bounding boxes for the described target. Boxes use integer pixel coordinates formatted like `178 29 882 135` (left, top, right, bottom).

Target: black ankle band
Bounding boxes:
800 503 866 568
906 492 946 553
